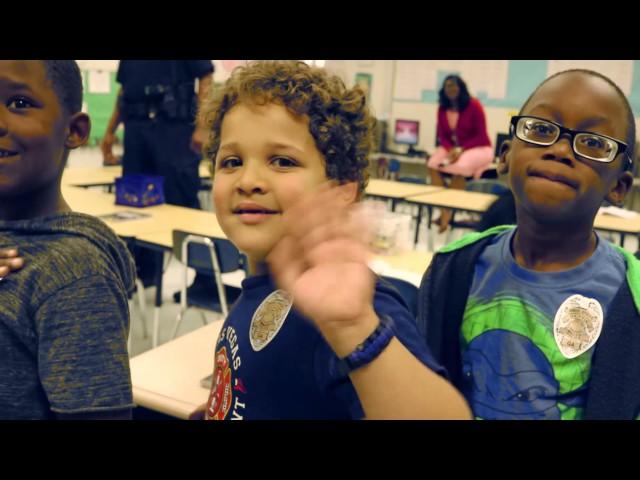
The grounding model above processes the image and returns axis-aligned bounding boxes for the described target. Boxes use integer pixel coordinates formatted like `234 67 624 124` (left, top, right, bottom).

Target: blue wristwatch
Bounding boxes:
337 315 395 375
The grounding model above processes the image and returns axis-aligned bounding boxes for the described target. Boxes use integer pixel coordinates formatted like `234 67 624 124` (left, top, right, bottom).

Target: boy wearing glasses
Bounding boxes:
417 69 640 420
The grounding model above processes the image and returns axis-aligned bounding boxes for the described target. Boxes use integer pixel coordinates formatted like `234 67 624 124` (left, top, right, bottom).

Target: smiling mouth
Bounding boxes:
233 209 279 215
529 172 578 189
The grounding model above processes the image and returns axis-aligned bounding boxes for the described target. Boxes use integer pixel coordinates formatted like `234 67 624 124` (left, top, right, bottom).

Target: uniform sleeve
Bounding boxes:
35 274 134 414
185 60 215 79
372 281 448 378
313 337 365 420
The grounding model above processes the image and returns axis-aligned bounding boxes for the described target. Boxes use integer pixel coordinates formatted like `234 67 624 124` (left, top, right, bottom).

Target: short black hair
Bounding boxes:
41 60 83 116
519 69 636 171
438 75 471 111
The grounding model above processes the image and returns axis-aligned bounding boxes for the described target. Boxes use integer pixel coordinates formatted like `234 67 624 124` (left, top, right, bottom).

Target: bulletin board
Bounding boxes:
393 60 640 116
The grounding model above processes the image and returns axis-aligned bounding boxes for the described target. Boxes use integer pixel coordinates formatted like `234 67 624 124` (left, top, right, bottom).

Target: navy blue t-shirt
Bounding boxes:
204 274 444 420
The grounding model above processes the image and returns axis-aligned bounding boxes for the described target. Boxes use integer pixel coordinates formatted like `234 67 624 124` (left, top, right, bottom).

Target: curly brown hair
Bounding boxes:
199 60 376 195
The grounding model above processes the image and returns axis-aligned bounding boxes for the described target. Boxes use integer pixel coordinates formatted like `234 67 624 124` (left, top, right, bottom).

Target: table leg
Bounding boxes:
414 205 422 246
152 250 164 348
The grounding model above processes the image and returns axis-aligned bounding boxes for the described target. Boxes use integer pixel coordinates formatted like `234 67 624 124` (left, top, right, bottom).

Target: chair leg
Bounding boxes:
445 226 454 245
444 210 456 244
152 306 161 348
135 278 149 339
171 308 188 341
199 310 208 326
127 312 133 355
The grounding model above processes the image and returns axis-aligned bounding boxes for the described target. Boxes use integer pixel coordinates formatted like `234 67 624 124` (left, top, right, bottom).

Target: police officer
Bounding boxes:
101 61 214 291
101 60 214 209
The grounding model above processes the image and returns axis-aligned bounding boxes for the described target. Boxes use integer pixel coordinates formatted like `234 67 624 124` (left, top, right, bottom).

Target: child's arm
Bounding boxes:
0 248 24 278
268 184 471 419
36 274 134 419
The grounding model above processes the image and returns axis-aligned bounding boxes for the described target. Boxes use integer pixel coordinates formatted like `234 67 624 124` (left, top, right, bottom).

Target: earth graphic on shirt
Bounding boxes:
461 297 590 420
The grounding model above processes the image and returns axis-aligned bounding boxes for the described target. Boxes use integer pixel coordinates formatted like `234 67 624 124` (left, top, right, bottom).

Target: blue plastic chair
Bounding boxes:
171 230 245 339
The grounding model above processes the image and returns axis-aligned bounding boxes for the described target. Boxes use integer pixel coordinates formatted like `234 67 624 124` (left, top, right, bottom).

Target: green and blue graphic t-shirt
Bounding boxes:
460 227 626 420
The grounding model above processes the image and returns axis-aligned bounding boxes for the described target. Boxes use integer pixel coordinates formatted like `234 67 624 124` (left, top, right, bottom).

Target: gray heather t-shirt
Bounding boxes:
0 212 136 419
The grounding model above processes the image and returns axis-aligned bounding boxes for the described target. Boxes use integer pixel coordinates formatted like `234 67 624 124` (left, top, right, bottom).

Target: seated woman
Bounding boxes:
427 75 494 232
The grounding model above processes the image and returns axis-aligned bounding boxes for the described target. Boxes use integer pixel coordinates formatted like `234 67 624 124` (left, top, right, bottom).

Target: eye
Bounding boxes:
7 96 36 110
218 157 242 169
271 156 298 168
578 135 607 150
529 121 555 136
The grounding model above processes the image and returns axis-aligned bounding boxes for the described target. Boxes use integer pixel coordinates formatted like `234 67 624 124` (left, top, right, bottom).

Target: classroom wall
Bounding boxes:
76 60 640 155
324 60 395 121
325 60 640 157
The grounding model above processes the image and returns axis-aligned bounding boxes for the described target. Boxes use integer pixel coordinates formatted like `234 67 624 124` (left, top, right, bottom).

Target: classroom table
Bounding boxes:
61 166 123 188
61 163 213 189
364 179 442 211
593 212 640 248
405 187 640 248
369 250 433 287
136 231 434 287
63 185 224 238
407 189 499 247
130 320 223 419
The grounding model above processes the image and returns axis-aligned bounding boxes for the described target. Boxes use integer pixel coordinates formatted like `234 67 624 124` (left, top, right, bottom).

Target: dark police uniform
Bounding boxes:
117 60 214 209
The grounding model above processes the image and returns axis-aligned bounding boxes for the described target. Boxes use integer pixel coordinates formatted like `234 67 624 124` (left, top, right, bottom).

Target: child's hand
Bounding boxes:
0 248 24 279
267 183 379 356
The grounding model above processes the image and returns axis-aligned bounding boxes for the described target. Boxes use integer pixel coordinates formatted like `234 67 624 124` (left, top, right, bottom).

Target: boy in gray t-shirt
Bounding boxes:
0 60 136 419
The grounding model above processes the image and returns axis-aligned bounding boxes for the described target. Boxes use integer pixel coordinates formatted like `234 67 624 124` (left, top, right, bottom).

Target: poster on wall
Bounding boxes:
88 70 111 94
355 72 373 103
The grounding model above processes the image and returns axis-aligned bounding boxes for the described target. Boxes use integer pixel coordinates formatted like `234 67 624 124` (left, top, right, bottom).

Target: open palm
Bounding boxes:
267 183 376 338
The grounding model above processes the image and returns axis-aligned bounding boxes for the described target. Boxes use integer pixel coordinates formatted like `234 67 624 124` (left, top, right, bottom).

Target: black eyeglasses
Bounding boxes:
510 115 632 168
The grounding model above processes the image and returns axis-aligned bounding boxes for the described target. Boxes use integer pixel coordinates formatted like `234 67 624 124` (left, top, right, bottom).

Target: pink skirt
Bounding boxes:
427 146 494 179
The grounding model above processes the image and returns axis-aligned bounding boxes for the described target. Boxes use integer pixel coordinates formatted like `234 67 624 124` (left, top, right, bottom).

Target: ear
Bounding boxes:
605 170 633 207
338 181 359 205
497 139 512 176
64 112 91 149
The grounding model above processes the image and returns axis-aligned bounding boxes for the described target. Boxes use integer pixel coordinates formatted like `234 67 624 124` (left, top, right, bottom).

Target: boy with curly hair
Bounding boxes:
194 60 469 419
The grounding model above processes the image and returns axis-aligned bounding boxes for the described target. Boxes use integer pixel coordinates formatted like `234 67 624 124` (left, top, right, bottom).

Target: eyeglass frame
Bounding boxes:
509 115 633 169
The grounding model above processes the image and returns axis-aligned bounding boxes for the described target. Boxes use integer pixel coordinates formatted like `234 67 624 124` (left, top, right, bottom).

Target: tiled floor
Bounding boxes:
68 147 640 358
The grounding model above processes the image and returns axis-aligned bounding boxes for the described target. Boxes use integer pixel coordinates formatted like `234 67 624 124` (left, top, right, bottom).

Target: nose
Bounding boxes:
543 134 575 167
235 162 267 195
